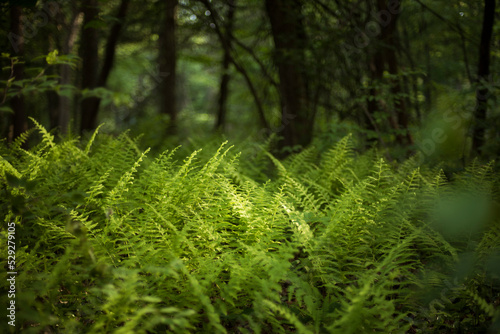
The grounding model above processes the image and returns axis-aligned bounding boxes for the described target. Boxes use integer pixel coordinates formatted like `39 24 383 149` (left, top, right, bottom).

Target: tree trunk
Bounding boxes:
9 6 28 143
366 0 411 146
401 24 421 123
215 0 236 131
472 0 495 154
419 18 432 112
366 47 385 143
98 0 130 89
383 0 413 145
201 0 269 130
80 0 99 133
266 0 312 151
58 9 82 135
158 0 178 131
81 0 130 134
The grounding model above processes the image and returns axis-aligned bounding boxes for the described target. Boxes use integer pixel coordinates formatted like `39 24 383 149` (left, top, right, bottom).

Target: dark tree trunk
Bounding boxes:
419 18 432 113
98 0 130 88
215 0 236 131
201 0 269 130
367 48 385 142
58 58 73 135
81 0 129 134
366 0 411 146
58 8 82 135
158 0 178 131
383 0 413 145
472 0 495 154
266 0 312 151
9 6 28 143
80 0 99 133
401 24 421 123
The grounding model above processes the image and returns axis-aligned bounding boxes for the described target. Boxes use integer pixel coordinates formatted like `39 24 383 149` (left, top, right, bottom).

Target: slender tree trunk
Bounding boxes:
9 6 28 143
158 0 178 131
58 10 82 135
58 59 73 135
380 0 412 145
385 26 413 145
201 0 269 129
266 0 311 151
80 0 99 133
420 19 432 112
472 0 495 154
81 0 129 134
215 0 236 131
98 0 130 89
458 25 473 85
367 0 411 146
367 48 384 142
401 25 421 123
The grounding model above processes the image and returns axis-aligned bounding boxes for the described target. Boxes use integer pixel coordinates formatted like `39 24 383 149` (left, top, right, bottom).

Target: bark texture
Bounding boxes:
472 0 495 153
158 0 178 130
9 6 28 143
266 0 312 151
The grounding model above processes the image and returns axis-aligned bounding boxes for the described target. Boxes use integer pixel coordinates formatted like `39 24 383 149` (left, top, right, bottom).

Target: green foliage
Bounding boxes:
0 125 498 333
0 52 79 115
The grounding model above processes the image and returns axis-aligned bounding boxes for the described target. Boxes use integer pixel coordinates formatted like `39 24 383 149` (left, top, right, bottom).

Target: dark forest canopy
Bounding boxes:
0 0 499 163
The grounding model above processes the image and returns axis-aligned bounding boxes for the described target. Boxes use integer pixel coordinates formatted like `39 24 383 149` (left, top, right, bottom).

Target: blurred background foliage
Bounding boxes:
0 0 498 165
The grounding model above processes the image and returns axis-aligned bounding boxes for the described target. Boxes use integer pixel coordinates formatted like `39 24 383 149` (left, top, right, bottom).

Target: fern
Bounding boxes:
1 127 498 333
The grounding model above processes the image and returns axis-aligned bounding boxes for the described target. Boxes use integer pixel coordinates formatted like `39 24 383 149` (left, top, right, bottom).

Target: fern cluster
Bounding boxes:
1 123 499 333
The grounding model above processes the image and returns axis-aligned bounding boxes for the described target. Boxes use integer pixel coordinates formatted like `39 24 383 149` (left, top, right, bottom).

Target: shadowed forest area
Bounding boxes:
0 0 500 333
0 0 498 161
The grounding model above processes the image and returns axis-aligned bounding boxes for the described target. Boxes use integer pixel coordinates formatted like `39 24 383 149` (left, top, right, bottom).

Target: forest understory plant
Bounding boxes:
1 123 499 333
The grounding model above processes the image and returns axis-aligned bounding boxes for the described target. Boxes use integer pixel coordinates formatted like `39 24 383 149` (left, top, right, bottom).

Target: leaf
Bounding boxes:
4 171 26 188
56 87 75 99
82 87 113 99
46 49 59 65
0 106 13 113
84 20 107 30
141 296 162 303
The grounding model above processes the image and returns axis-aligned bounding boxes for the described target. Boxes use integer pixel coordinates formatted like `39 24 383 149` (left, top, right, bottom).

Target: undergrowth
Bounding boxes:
1 122 499 333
